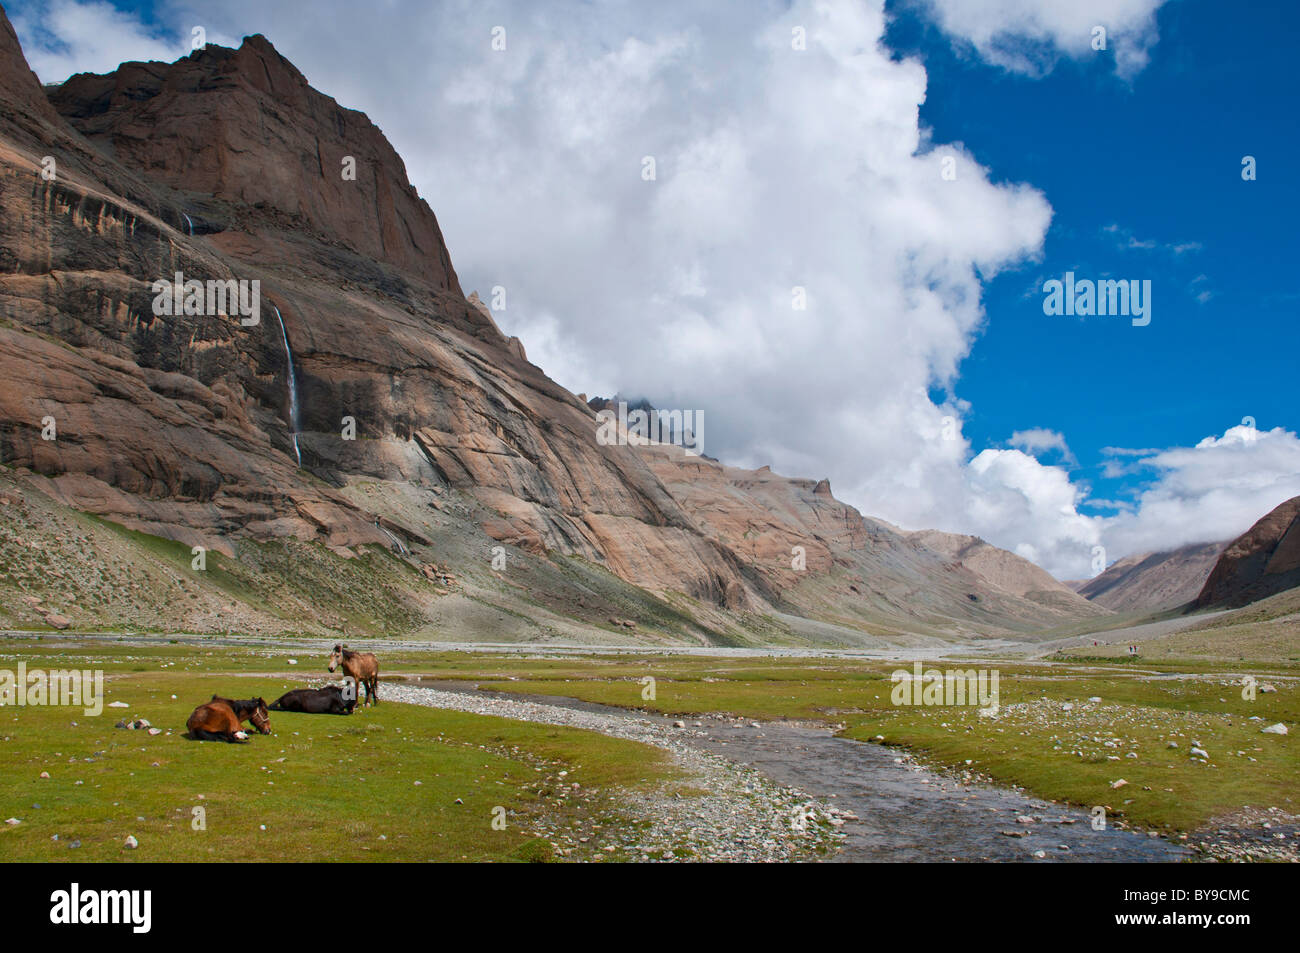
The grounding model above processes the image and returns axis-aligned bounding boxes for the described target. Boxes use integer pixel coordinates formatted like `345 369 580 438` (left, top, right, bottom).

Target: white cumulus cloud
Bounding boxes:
913 0 1168 78
1010 427 1076 464
12 0 187 81
1101 425 1300 558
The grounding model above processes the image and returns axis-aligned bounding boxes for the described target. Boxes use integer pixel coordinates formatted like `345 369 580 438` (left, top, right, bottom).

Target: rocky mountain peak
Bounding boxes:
47 33 460 290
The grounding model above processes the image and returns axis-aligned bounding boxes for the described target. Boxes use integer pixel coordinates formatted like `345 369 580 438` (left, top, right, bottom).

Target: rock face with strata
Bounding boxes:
49 37 459 289
0 18 764 616
0 9 1110 641
1195 497 1300 609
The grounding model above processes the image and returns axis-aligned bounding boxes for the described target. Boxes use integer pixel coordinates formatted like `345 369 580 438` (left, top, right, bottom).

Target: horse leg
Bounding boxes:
222 708 248 742
188 726 244 742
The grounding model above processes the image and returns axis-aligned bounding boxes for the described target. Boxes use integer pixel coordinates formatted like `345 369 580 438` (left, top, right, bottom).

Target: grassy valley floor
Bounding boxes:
0 636 1295 861
0 639 841 862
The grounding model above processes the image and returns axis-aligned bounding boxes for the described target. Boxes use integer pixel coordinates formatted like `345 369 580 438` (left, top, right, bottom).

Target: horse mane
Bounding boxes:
225 697 265 717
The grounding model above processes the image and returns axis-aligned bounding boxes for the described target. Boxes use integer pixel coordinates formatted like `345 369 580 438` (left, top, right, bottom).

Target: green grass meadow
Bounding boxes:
0 656 675 862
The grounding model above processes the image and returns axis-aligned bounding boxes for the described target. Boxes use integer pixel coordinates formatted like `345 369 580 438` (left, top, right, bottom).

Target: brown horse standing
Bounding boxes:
327 644 379 707
186 695 271 742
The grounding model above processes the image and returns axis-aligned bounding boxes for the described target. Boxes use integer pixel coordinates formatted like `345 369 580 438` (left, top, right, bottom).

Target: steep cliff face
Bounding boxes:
0 48 379 554
0 10 1108 641
0 18 780 625
0 8 60 130
1196 497 1300 609
49 36 459 290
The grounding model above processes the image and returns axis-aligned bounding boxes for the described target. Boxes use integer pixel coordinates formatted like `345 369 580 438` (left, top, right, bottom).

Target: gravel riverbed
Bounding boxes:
382 682 845 862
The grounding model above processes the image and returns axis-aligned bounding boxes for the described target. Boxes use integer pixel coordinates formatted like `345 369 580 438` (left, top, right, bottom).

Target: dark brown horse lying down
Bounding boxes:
186 695 270 742
269 685 356 715
328 644 379 707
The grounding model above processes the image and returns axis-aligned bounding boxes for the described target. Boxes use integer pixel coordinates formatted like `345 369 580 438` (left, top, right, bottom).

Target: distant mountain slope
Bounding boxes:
1075 541 1226 612
905 530 1108 618
641 451 1111 637
1195 496 1300 609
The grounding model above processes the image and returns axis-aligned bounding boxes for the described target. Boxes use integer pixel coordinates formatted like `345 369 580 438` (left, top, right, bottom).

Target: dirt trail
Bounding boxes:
1028 610 1232 657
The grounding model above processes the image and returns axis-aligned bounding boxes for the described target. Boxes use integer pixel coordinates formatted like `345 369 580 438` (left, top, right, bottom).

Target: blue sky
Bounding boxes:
10 0 1300 577
887 0 1299 517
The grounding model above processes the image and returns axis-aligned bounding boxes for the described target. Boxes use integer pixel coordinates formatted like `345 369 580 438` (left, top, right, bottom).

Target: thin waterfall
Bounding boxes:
271 304 301 466
183 213 193 236
376 522 409 556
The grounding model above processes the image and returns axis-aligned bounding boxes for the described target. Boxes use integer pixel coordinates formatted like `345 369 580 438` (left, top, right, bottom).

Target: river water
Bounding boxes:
411 679 1190 863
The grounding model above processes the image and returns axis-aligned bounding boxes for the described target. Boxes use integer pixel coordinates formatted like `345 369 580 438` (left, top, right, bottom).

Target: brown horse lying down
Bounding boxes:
270 685 356 715
186 695 270 742
327 645 379 707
